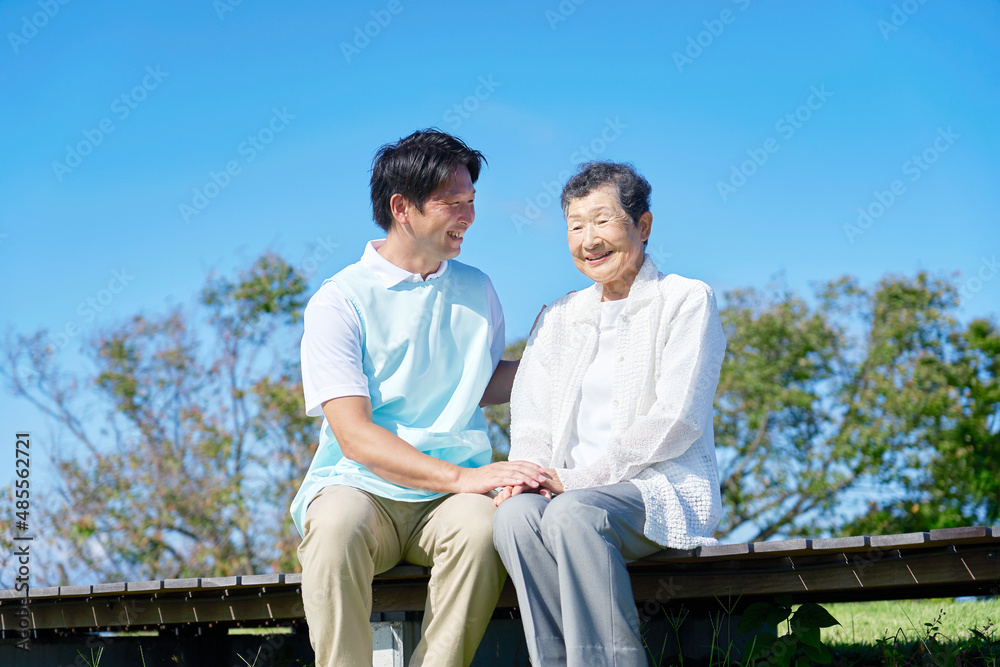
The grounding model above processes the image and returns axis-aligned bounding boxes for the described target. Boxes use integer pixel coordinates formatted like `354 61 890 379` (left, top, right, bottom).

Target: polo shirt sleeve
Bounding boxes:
300 282 370 417
484 274 505 371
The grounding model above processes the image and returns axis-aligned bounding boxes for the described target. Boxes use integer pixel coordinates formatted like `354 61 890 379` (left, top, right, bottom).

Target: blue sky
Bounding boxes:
1 1 998 515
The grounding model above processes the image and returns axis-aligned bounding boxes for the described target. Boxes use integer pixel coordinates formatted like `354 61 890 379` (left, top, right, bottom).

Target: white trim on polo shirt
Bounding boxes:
363 239 448 287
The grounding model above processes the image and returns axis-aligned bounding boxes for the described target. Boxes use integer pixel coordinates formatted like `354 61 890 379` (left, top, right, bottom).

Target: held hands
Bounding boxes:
493 468 564 506
456 461 547 495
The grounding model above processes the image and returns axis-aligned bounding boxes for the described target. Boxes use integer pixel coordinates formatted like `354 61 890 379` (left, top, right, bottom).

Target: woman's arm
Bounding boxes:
557 283 726 490
508 305 558 468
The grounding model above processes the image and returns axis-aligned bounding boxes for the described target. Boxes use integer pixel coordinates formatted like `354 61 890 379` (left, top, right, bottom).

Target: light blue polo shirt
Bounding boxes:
290 251 498 536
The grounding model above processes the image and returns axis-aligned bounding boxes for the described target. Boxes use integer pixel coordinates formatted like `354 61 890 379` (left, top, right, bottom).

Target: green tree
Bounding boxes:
846 316 1000 533
715 272 999 539
2 254 311 583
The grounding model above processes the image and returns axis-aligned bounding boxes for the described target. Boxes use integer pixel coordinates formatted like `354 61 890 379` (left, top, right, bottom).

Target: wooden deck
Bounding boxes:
2 526 997 637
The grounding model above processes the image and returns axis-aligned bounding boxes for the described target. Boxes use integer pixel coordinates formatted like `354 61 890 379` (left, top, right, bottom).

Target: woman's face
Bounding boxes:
566 184 651 300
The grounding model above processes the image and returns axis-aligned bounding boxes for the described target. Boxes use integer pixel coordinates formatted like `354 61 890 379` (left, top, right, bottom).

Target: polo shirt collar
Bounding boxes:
361 239 449 288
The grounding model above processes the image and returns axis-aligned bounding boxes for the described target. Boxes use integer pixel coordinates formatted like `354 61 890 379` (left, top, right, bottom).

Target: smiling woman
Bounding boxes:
565 183 651 302
494 161 728 666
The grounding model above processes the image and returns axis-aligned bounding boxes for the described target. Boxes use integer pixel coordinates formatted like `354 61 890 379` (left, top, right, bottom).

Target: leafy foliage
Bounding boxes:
2 254 310 583
2 256 996 585
714 272 999 539
738 597 840 666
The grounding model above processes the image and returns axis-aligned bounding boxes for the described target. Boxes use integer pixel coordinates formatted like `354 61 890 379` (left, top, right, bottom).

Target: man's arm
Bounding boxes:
479 303 549 407
325 395 546 494
480 359 519 406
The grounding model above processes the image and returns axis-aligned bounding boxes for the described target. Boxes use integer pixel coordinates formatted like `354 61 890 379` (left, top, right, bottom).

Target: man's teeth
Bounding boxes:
447 232 463 238
588 251 611 261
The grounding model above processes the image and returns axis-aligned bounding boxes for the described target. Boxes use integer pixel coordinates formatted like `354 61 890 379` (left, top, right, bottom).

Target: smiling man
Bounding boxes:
291 129 545 667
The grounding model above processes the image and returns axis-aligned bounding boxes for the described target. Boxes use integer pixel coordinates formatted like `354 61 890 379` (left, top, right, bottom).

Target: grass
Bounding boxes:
823 598 1000 667
825 598 1000 645
644 597 1000 666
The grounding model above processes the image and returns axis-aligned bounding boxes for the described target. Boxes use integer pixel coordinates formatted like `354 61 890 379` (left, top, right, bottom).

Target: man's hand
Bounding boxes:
456 461 547 495
325 396 547 494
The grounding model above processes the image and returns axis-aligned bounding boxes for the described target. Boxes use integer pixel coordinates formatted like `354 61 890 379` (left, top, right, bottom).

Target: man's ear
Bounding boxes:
389 193 409 227
638 211 652 242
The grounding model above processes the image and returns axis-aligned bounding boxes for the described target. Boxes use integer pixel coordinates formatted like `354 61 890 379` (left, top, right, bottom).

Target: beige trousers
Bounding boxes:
297 485 505 667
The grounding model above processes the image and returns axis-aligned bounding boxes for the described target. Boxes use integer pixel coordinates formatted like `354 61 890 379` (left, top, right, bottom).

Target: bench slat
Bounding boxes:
929 526 997 544
697 542 751 558
752 538 812 556
812 535 869 551
870 532 930 548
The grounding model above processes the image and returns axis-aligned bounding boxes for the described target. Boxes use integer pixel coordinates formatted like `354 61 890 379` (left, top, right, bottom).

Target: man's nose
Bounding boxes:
458 202 474 225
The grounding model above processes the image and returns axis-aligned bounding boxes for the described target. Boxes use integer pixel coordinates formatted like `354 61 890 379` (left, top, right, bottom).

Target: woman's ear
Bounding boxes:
638 211 652 242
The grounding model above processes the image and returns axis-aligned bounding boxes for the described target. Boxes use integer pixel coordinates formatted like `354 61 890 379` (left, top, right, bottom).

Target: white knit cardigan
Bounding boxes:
509 255 727 549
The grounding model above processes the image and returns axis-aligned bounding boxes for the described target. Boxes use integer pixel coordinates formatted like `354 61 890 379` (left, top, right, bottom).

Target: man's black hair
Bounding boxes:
370 129 486 232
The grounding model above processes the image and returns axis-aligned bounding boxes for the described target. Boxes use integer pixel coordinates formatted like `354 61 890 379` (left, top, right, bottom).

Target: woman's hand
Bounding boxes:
541 468 564 495
494 483 554 506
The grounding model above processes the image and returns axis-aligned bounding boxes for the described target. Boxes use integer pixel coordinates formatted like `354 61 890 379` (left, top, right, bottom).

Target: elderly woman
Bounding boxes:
493 161 727 666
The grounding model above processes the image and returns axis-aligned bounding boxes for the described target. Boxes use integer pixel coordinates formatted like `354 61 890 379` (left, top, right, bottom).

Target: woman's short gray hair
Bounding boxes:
560 161 652 226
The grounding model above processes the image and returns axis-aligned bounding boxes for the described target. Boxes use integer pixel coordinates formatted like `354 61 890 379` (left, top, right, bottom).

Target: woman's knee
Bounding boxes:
539 492 609 543
493 494 547 545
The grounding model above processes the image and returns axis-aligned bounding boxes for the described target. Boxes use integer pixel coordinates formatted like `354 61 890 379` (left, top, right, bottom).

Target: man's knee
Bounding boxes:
435 493 497 551
300 486 383 563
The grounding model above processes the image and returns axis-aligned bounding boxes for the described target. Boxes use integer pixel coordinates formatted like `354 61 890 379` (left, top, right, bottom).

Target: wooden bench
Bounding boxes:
2 527 996 665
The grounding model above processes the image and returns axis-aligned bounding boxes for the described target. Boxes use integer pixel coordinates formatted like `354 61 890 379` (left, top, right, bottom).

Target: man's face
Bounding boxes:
404 165 475 262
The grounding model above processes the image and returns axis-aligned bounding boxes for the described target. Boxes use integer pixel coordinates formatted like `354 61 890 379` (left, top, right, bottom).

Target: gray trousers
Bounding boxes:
492 482 663 666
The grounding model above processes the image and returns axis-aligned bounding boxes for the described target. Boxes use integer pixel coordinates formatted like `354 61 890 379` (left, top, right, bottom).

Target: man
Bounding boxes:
291 129 545 667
